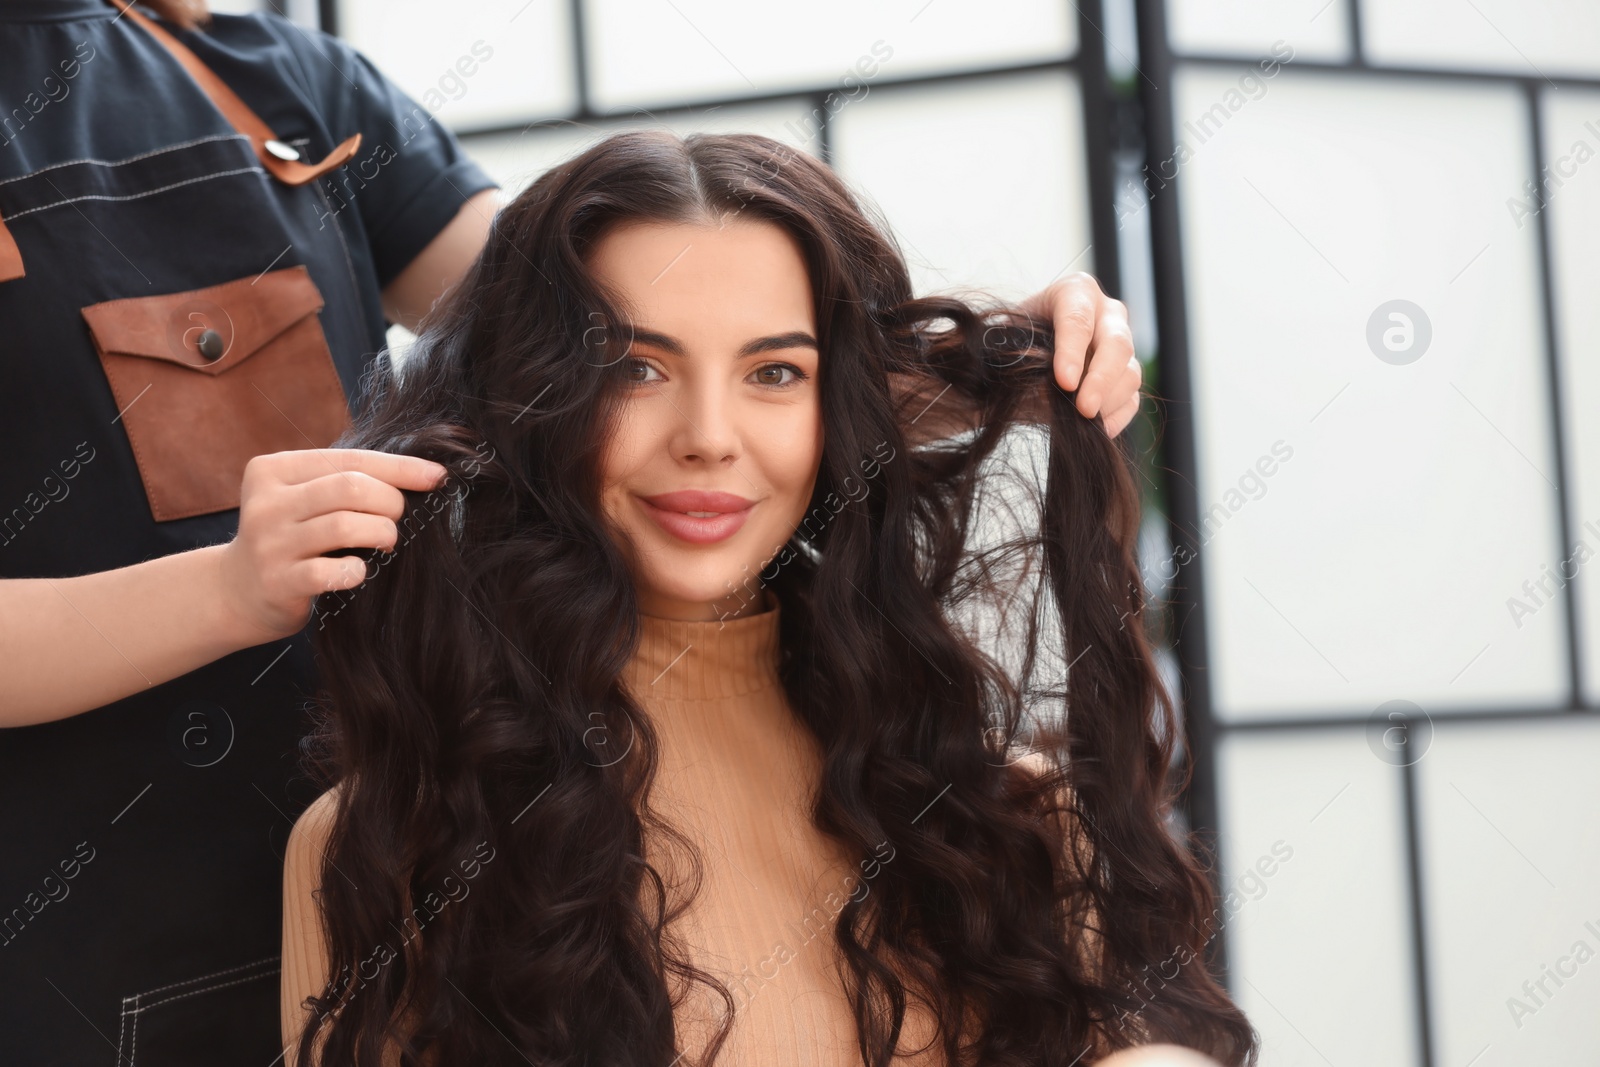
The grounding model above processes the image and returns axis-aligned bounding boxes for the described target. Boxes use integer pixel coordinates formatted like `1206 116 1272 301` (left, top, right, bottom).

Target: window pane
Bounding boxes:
1363 0 1600 79
336 0 577 131
830 70 1094 303
582 0 1076 112
1415 717 1600 1065
1167 0 1351 62
1173 66 1565 720
1542 88 1600 708
1216 730 1421 1067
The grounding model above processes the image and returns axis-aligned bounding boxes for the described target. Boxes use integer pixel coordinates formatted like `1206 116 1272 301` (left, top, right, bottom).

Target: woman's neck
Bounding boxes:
637 585 776 623
625 589 782 701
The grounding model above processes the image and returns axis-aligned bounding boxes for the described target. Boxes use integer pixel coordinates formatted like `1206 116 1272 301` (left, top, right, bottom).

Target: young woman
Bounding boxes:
280 130 1259 1067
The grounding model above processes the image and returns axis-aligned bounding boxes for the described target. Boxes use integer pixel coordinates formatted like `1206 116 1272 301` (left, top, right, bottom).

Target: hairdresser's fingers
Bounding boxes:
1020 271 1105 393
250 447 449 493
290 555 378 599
217 451 440 642
1094 355 1143 437
1074 302 1137 425
286 469 413 525
1103 390 1143 439
293 510 402 560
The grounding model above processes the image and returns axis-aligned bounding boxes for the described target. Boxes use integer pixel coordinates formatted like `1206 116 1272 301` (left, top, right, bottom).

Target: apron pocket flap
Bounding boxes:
81 266 351 523
80 265 325 375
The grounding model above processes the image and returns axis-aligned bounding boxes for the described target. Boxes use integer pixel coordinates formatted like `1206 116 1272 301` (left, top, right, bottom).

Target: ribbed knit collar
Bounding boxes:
623 589 783 701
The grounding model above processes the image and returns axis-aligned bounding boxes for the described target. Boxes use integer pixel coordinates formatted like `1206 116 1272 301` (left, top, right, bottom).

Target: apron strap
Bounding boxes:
107 0 362 186
0 3 365 283
0 220 20 284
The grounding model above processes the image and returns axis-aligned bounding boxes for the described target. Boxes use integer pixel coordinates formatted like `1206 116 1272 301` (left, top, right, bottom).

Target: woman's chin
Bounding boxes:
635 570 766 620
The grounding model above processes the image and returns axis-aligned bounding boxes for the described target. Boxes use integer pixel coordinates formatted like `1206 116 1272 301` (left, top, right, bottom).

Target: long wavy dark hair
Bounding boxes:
295 129 1258 1067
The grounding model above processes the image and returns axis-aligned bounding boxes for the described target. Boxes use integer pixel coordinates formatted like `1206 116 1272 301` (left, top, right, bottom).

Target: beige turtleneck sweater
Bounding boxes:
280 591 949 1065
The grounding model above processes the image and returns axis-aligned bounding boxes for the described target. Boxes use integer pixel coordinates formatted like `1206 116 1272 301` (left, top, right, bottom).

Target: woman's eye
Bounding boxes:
626 359 808 389
753 363 809 389
625 357 662 384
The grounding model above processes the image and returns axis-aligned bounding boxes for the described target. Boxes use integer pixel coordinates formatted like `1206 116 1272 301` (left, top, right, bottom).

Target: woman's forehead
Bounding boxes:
589 218 817 350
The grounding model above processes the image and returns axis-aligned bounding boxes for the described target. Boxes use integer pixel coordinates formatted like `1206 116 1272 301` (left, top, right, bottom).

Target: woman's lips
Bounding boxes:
637 491 755 545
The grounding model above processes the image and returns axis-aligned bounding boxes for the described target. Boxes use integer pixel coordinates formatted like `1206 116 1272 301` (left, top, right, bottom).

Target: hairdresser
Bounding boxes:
0 0 1142 1062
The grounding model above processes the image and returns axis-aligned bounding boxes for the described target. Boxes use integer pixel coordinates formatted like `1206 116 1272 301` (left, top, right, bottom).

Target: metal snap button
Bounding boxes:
264 139 301 162
195 328 226 362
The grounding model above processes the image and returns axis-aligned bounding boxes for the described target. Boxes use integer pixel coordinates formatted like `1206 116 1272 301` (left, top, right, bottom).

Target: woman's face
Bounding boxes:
593 217 824 621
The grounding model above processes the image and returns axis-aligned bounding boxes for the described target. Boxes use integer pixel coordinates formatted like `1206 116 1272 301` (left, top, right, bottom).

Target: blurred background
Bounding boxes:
221 1 1600 1063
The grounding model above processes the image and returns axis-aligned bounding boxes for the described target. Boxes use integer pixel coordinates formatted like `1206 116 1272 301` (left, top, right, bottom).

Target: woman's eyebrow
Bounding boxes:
627 327 818 358
738 331 818 356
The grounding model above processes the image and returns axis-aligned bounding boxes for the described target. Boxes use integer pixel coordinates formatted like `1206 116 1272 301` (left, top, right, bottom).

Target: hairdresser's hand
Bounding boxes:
1021 272 1142 438
216 448 450 642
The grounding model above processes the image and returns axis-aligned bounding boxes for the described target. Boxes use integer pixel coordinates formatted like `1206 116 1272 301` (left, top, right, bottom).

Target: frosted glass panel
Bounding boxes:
458 100 822 199
1543 89 1600 709
1168 0 1350 62
336 0 576 131
831 71 1093 303
944 425 1068 733
582 0 1075 111
1415 717 1600 1066
1174 66 1565 720
1216 730 1420 1067
1364 0 1600 79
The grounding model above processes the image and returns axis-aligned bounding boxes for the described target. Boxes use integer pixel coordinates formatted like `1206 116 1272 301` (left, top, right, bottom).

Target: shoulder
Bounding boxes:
166 13 372 148
281 784 344 1061
191 11 356 69
286 784 343 874
171 11 348 83
193 12 498 285
178 13 378 128
282 787 342 952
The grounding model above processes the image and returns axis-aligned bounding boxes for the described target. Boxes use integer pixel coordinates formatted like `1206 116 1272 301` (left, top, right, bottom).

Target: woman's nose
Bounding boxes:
668 379 741 464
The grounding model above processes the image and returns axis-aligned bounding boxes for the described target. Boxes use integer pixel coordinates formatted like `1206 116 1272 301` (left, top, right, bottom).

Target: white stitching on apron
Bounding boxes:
0 133 250 187
115 955 280 1066
120 954 278 1000
134 965 281 1013
4 166 268 221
